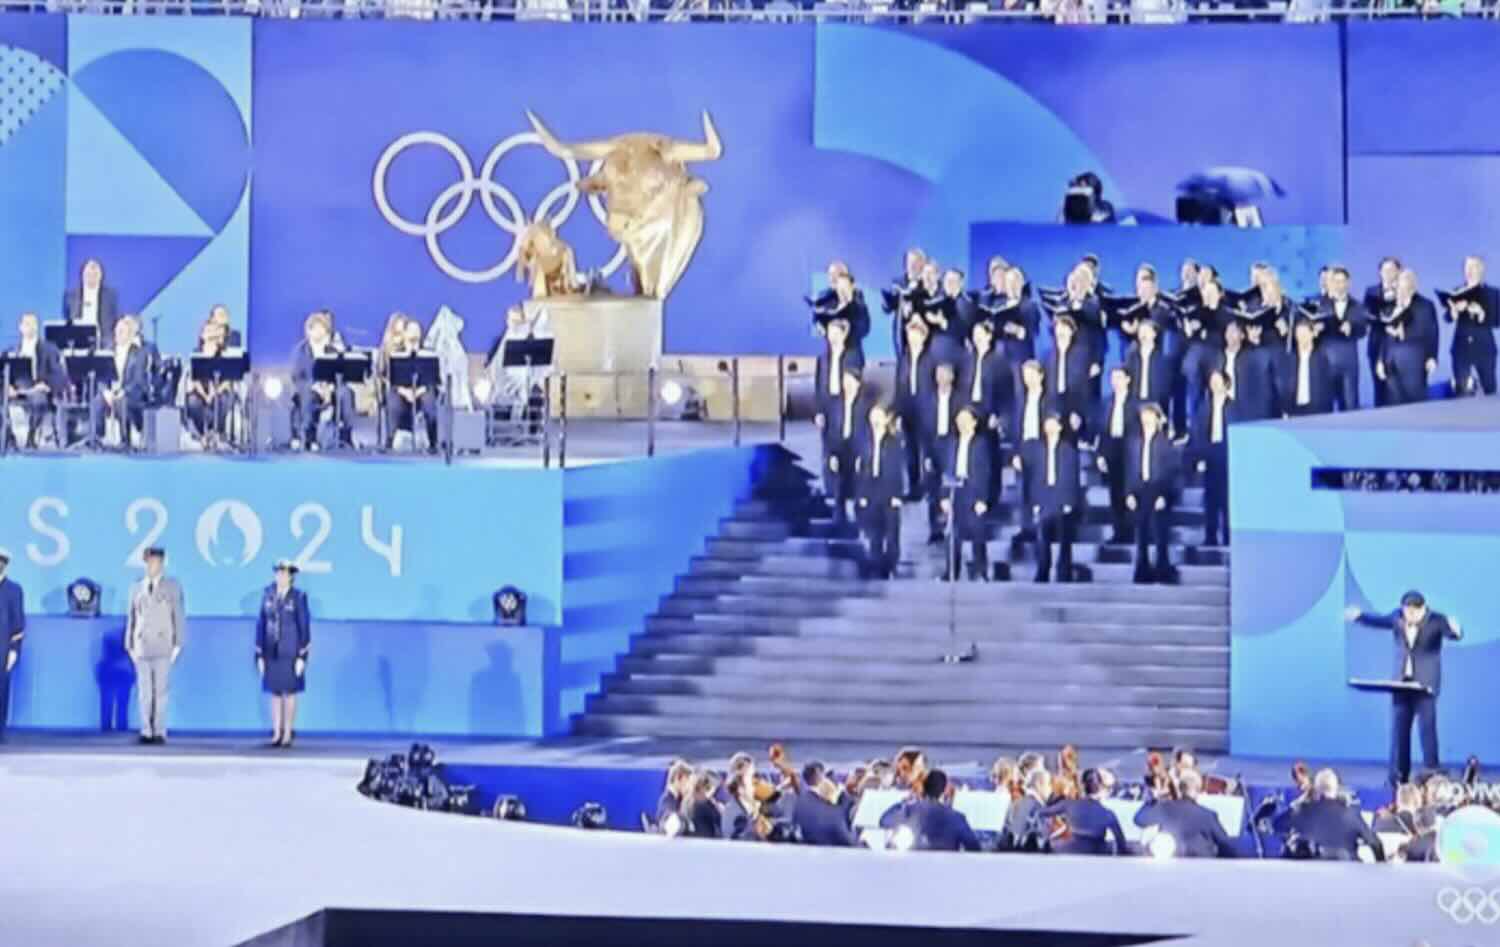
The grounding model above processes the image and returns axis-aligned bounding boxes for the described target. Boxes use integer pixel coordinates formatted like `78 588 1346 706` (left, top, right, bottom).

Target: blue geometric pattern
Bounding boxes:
0 46 64 147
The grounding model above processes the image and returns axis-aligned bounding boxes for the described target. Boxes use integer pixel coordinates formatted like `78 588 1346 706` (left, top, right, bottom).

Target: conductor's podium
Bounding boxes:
528 296 661 419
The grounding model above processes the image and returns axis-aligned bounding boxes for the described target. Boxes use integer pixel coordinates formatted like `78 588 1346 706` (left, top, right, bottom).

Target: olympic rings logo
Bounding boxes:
372 131 627 285
1437 886 1500 925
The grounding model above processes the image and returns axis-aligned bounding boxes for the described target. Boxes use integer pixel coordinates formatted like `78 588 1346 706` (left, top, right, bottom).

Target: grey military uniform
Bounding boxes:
125 576 185 738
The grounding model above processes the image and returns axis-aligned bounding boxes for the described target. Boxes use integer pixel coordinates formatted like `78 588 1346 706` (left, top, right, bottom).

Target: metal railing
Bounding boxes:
3 0 1496 20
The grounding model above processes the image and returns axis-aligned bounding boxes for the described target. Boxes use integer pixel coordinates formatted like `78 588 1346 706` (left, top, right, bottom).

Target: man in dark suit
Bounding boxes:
961 319 1010 437
895 316 937 497
1179 277 1230 430
854 403 905 580
792 762 856 847
290 311 357 451
62 258 120 350
1039 769 1128 855
1443 255 1499 396
1045 316 1096 436
90 316 150 447
1346 591 1463 787
879 769 981 852
919 363 962 544
207 304 245 351
1134 769 1237 858
1012 359 1057 541
1274 769 1384 861
1217 321 1275 421
1363 257 1402 407
1315 267 1368 412
1124 403 1179 584
813 317 862 418
1019 413 1080 583
1276 319 1336 417
815 365 871 526
1093 368 1138 545
1379 269 1439 405
1190 371 1240 548
941 406 992 581
1124 318 1177 412
8 312 69 448
0 551 24 741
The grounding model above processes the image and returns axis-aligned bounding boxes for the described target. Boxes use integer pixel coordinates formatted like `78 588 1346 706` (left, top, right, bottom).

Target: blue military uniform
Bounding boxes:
256 584 311 695
0 570 24 738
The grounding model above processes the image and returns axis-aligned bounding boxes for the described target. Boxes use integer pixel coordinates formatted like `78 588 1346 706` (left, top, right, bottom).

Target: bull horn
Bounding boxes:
526 110 615 162
663 110 723 164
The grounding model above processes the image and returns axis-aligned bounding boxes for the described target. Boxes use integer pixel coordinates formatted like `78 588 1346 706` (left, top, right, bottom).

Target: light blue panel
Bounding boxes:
0 456 565 624
1344 533 1499 648
141 188 251 354
9 616 548 737
815 24 1118 279
67 14 252 133
0 57 66 322
63 84 212 237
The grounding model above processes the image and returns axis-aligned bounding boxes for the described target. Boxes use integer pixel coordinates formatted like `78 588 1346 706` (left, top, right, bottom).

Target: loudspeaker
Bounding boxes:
144 406 182 454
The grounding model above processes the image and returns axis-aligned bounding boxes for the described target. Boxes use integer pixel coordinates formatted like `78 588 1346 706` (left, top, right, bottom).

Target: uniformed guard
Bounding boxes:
256 560 312 749
0 550 24 741
125 547 185 744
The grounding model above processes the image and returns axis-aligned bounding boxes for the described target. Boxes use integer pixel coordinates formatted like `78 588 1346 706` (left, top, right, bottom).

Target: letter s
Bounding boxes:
27 497 70 567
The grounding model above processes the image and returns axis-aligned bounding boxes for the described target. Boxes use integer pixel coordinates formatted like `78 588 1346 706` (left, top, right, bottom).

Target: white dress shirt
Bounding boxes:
1224 349 1239 394
955 432 971 479
1022 391 1040 441
908 347 922 396
1142 430 1156 482
1402 622 1419 679
1296 350 1312 406
1045 439 1058 486
871 431 884 478
936 389 951 437
841 391 856 440
1210 394 1227 444
113 344 130 385
78 286 100 327
828 347 843 397
1137 345 1154 399
1109 395 1127 438
970 352 986 403
1055 339 1070 394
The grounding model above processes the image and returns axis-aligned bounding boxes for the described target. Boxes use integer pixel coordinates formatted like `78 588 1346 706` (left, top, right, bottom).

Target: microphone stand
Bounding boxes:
940 472 978 664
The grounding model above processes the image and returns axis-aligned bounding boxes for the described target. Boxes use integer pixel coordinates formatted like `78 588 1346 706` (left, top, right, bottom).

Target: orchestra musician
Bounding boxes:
290 311 356 451
1315 266 1368 412
1377 269 1438 405
1018 412 1081 583
1363 257 1402 407
854 403 905 581
1093 367 1139 545
1442 255 1499 396
941 406 992 582
183 318 238 449
7 312 68 449
384 316 440 453
1134 769 1237 858
1039 769 1128 856
1190 370 1240 548
1124 402 1178 585
63 258 119 350
881 248 927 357
207 304 243 350
90 316 150 448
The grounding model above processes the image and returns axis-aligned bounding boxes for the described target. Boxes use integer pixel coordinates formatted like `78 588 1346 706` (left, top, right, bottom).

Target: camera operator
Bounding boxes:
1061 172 1117 225
1274 769 1384 862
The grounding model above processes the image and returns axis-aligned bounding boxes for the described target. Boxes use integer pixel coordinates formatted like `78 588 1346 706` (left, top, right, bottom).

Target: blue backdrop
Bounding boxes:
1230 399 1500 764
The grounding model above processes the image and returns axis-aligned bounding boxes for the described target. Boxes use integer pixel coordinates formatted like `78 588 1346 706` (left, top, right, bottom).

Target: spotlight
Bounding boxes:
493 586 527 626
473 376 494 406
660 379 684 407
492 795 528 821
661 812 685 837
1148 832 1178 860
68 578 101 618
889 825 916 852
571 802 609 830
262 376 284 401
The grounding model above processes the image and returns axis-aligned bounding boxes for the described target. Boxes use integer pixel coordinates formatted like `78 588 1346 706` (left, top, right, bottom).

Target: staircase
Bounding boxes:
573 447 1231 753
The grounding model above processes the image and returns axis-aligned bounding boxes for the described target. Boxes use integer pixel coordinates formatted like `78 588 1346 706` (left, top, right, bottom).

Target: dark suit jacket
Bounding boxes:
0 577 24 658
1022 438 1081 516
1124 343 1177 407
792 792 856 847
1011 387 1062 445
944 433 992 509
1445 283 1500 351
821 390 873 454
1124 432 1179 496
1315 296 1369 348
1093 392 1141 451
1276 798 1384 862
1188 394 1242 464
1354 608 1461 695
814 346 865 412
108 345 151 402
11 341 68 394
1275 348 1336 415
894 343 938 414
1044 340 1094 412
1386 296 1440 365
1216 346 1275 420
917 387 962 454
1040 798 1128 855
63 285 120 347
855 431 905 508
880 798 981 852
1134 798 1237 858
960 347 1010 425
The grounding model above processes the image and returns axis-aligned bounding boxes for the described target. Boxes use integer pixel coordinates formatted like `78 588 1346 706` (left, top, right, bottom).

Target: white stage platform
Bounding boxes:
0 751 1480 947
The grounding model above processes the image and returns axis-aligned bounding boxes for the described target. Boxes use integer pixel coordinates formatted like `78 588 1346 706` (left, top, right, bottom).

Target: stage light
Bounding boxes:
472 376 494 405
493 586 527 626
492 795 528 821
860 829 886 850
67 578 101 618
571 802 608 830
262 376 284 401
889 825 916 852
661 812 685 838
1148 832 1178 860
660 379 684 406
656 378 705 421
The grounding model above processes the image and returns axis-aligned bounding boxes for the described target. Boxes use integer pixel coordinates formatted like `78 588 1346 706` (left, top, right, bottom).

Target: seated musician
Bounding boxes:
383 315 440 453
184 319 239 449
63 258 119 350
7 312 68 449
207 304 243 349
1133 769 1237 858
1039 769 1128 856
290 310 355 451
90 316 149 448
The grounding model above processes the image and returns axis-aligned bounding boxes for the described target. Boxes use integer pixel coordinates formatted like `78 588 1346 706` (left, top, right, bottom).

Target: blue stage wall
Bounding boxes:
1229 399 1500 765
1 445 772 737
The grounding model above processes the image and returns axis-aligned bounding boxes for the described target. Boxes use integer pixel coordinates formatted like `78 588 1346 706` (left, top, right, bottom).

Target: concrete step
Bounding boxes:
671 574 1231 606
571 713 1228 752
704 536 868 560
718 519 793 541
600 673 1229 709
584 693 1229 730
999 543 1230 568
643 614 1226 646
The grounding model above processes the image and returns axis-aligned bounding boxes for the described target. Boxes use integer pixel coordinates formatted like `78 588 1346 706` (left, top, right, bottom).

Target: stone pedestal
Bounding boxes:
527 296 663 419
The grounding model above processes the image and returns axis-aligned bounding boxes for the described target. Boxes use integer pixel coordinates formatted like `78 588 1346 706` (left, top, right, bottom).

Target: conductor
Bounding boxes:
1344 591 1462 787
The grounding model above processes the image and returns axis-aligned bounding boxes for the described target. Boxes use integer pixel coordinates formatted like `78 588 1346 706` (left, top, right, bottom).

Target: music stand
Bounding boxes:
312 352 371 451
190 352 251 451
500 339 553 444
66 352 118 451
1349 679 1432 695
387 354 441 454
44 322 98 353
0 355 37 455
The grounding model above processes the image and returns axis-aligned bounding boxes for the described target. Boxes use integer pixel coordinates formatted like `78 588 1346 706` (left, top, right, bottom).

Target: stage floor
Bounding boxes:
0 740 1479 947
